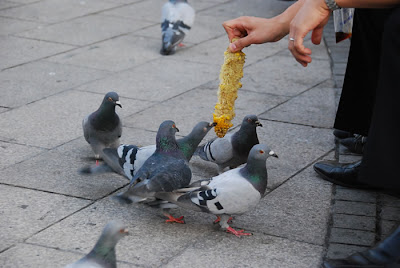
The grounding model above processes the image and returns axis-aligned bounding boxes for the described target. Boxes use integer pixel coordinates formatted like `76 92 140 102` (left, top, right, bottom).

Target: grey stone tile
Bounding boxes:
74 57 221 101
334 200 376 217
0 90 150 148
122 86 287 133
0 242 135 268
380 220 399 240
16 14 153 46
0 141 44 170
255 120 335 188
166 233 325 268
0 60 111 108
47 34 162 72
332 214 375 232
26 198 213 267
335 188 377 203
241 54 331 97
0 35 74 70
380 206 400 221
235 166 332 245
326 243 369 259
0 137 128 199
381 194 400 208
102 0 167 23
329 228 375 246
0 1 21 10
0 16 42 36
260 81 336 128
0 0 119 23
0 184 91 252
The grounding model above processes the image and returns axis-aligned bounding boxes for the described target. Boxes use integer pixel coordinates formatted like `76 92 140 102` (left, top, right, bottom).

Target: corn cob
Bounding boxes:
213 42 246 138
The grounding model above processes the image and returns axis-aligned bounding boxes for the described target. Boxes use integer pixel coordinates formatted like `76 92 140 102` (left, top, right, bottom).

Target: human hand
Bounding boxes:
222 16 288 52
288 0 331 66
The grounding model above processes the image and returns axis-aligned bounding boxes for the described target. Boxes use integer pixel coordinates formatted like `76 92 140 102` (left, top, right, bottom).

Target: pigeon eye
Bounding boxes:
119 229 126 233
108 97 113 101
172 124 176 128
259 150 264 154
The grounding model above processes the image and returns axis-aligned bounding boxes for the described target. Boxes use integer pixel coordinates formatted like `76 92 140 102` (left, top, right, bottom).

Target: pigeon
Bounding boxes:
160 0 195 55
155 144 278 237
80 121 216 180
113 120 192 222
83 92 122 159
64 220 128 268
195 114 262 173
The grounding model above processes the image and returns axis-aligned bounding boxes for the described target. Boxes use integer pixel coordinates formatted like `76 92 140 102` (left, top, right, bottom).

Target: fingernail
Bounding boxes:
229 43 236 52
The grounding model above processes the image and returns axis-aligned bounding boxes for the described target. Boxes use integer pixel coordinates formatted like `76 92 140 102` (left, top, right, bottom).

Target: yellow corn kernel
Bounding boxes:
213 47 246 137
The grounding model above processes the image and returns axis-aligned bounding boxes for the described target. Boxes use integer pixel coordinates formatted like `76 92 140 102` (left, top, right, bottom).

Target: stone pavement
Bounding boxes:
0 0 398 267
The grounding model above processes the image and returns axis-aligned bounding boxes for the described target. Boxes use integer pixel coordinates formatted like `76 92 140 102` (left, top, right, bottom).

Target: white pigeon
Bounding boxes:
64 220 128 268
82 92 122 160
155 144 278 237
160 0 195 55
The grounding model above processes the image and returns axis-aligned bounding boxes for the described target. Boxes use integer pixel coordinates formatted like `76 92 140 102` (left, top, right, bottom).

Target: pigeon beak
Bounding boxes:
210 122 218 127
174 126 179 132
269 151 278 158
256 120 263 127
115 100 122 108
120 228 129 235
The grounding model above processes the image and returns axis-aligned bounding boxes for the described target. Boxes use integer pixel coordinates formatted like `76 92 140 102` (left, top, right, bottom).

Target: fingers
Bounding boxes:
228 37 251 52
288 34 312 67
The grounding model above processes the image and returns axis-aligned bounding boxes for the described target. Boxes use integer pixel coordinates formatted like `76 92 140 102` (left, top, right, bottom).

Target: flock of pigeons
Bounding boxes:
65 1 278 266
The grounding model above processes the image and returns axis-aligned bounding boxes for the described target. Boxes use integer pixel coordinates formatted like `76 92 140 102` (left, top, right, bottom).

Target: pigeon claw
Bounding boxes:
165 214 185 224
226 227 252 237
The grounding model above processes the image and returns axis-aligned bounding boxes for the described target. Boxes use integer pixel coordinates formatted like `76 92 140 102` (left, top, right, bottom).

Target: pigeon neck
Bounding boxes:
87 237 117 267
177 129 203 161
157 136 179 153
241 160 268 194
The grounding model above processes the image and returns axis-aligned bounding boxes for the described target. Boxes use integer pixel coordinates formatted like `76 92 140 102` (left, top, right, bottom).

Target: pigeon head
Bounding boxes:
102 92 122 109
242 114 262 128
248 144 278 163
98 220 128 245
156 120 180 152
194 121 217 136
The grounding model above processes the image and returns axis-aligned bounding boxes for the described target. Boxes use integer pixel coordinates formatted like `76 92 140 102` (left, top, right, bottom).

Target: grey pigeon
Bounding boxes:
113 120 192 217
83 92 122 159
64 220 128 268
155 144 278 237
160 0 195 55
195 115 262 173
80 121 216 180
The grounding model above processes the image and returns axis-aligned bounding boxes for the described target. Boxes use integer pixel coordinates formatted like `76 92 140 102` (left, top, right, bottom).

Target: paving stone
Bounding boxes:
0 60 111 108
241 53 331 97
381 194 400 208
166 232 325 268
329 228 375 246
0 141 45 171
0 1 21 10
26 198 213 267
0 90 149 148
326 243 369 259
335 188 377 203
16 14 153 46
235 166 332 245
0 243 134 268
0 16 42 36
332 214 375 231
0 137 129 199
47 34 162 72
0 0 120 23
380 206 400 222
0 35 74 70
334 200 376 217
261 80 336 128
75 57 221 101
380 220 399 241
0 184 91 252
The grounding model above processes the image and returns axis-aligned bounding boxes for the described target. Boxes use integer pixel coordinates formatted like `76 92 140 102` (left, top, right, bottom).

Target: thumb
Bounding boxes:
228 37 250 52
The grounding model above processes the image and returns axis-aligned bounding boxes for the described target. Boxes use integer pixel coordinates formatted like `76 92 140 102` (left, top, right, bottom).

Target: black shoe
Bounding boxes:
340 134 367 155
313 160 377 189
333 129 354 139
323 226 400 268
